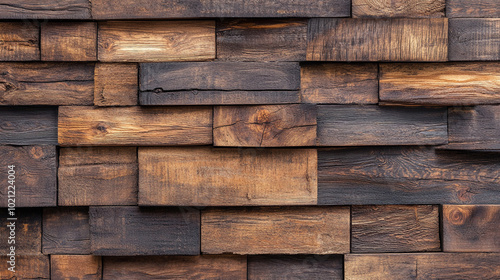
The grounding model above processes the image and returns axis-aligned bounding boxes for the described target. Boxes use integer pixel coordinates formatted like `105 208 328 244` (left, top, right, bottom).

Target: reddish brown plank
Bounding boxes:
0 0 91 19
352 0 445 18
0 255 49 279
41 22 97 61
94 63 138 106
0 22 39 61
51 255 101 280
43 207 90 254
447 0 500 18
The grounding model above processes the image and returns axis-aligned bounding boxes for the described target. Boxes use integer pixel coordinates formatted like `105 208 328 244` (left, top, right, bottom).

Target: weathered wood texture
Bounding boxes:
213 105 317 147
94 63 138 106
217 19 307 61
201 207 350 254
0 63 94 105
300 63 378 104
307 18 448 61
449 19 500 61
352 205 440 252
0 0 90 19
317 105 448 146
248 255 343 280
447 0 500 18
58 106 212 146
90 206 200 256
41 22 96 61
43 207 90 254
0 107 57 144
59 147 138 206
380 63 500 106
345 253 500 279
443 205 500 252
0 145 56 207
0 22 39 61
0 208 41 255
318 146 500 205
51 255 102 280
0 255 49 279
103 255 247 279
352 0 445 18
98 21 215 62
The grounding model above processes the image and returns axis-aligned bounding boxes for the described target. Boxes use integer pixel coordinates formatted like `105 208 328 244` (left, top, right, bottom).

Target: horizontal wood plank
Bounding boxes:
41 22 97 61
447 0 500 18
0 0 90 19
352 0 445 18
0 208 41 255
51 255 101 280
43 207 90 254
0 255 49 279
94 63 138 106
449 19 500 61
0 22 39 61
1 107 58 144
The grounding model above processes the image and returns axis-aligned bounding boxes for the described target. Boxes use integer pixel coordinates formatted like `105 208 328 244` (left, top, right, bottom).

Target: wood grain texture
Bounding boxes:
318 146 500 205
58 106 212 146
317 105 448 146
0 208 41 255
98 21 215 62
201 207 350 254
345 253 500 279
447 0 500 18
94 63 138 106
449 19 500 61
43 207 90 254
443 205 500 252
51 255 102 280
0 145 56 207
103 255 246 279
41 22 97 61
380 63 500 106
352 205 440 252
139 147 317 206
217 19 307 61
0 0 90 19
0 63 94 105
0 255 49 279
0 22 39 61
307 18 448 61
213 105 317 147
90 206 200 256
58 147 138 206
301 63 378 104
352 0 445 18
1 107 58 144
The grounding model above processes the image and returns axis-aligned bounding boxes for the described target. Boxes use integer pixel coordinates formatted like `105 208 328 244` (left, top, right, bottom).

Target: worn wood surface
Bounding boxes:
90 206 200 256
98 21 215 62
41 22 97 61
0 255 49 279
0 208 41 255
352 205 440 252
307 18 448 61
352 0 445 18
449 19 500 61
58 106 212 146
317 105 448 146
43 207 90 254
0 106 59 144
0 0 90 19
301 63 378 104
447 0 500 18
94 63 138 106
201 207 350 254
51 255 102 280
0 22 39 61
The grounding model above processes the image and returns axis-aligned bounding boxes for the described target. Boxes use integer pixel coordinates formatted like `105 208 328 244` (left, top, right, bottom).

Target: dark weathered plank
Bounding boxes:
449 19 500 61
0 63 94 105
51 255 101 280
41 22 97 61
0 0 90 19
443 205 500 252
0 22 39 61
94 63 138 106
0 255 49 279
0 208 41 255
318 146 500 205
201 207 350 254
213 105 317 147
300 63 378 104
447 0 500 18
317 105 448 146
352 205 440 252
139 147 317 206
0 145 56 207
380 63 500 106
307 18 448 61
58 106 212 146
217 19 307 61
103 255 246 279
0 107 57 145
90 206 200 256
352 0 445 18
43 207 90 254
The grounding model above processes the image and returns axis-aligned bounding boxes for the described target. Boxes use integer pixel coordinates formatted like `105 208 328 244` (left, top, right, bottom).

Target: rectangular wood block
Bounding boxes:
449 19 500 61
0 107 57 145
352 0 445 18
213 105 317 147
0 145 56 207
300 63 378 104
0 0 91 19
139 147 317 206
352 205 440 253
201 207 350 254
447 0 500 18
58 147 138 206
307 18 448 61
380 63 500 106
0 255 49 279
58 106 212 146
94 63 138 106
98 21 215 62
41 22 97 61
443 205 500 252
0 22 39 61
43 207 90 254
0 208 41 255
317 105 448 146
51 255 101 280
90 206 200 256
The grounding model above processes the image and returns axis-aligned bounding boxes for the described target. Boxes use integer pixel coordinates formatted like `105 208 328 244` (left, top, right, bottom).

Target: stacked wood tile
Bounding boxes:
1 0 499 279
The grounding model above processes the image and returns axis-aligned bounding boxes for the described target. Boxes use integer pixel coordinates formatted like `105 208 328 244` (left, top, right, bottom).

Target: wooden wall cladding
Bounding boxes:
41 22 97 61
0 208 41 255
0 255 49 279
449 19 500 61
0 0 90 19
51 255 102 280
94 63 138 106
43 207 91 254
352 0 445 18
447 0 500 18
0 22 39 61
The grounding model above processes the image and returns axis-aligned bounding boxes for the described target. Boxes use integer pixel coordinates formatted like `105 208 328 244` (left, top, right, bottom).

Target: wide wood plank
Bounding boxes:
201 207 350 254
0 107 57 144
94 63 138 106
0 208 41 255
447 0 500 18
352 0 445 18
58 106 212 146
0 0 90 19
98 21 215 62
0 22 39 61
317 105 448 146
139 147 317 206
0 255 49 279
43 207 90 254
41 22 97 61
307 18 448 61
51 255 101 280
449 19 500 61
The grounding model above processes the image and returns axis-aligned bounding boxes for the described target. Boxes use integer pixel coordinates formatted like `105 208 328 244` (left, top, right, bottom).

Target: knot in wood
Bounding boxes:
256 110 271 124
96 123 108 133
447 207 471 226
29 146 45 159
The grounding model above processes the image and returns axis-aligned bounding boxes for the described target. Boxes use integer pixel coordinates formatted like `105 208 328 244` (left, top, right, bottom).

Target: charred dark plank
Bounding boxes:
43 207 90 254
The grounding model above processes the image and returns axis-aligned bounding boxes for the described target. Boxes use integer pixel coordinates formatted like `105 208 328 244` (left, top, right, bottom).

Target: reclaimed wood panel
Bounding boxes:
0 107 57 144
58 106 212 146
98 21 215 62
51 255 101 280
0 22 39 61
447 0 500 18
41 22 96 61
352 0 445 18
213 105 317 147
94 63 138 106
90 206 200 256
449 19 500 61
317 105 448 146
139 147 317 206
201 207 350 254
352 205 440 252
0 208 41 255
0 0 90 19
307 18 448 61
43 207 90 254
443 205 500 252
0 255 49 279
301 63 378 104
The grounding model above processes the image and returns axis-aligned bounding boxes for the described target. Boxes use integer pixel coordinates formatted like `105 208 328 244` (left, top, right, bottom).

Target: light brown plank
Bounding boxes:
352 0 445 18
0 22 39 61
94 63 138 106
51 255 101 280
41 22 97 61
